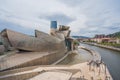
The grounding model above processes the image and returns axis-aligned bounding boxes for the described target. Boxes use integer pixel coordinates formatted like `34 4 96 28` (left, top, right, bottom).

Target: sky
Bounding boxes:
0 0 120 37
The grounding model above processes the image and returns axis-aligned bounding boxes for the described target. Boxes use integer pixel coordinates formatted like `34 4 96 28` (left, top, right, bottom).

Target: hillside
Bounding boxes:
72 36 89 39
107 31 120 38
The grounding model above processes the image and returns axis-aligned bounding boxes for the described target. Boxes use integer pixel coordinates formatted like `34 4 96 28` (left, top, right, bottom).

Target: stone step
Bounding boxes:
29 70 72 80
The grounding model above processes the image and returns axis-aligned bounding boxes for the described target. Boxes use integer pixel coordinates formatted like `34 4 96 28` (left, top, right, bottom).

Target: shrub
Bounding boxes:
0 42 3 45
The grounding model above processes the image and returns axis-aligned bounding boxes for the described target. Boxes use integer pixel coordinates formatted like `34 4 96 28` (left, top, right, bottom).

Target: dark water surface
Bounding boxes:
81 43 120 80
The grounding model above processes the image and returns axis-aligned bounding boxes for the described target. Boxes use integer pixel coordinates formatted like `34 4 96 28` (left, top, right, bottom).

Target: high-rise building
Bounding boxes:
50 21 57 29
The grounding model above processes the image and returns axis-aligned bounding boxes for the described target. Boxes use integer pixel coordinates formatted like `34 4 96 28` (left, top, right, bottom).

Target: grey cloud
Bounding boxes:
108 26 120 30
59 0 85 6
0 19 34 35
39 13 75 25
107 23 120 30
0 0 120 37
86 20 105 27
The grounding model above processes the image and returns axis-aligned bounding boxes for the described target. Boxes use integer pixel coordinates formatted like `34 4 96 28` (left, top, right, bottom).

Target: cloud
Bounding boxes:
0 0 120 37
40 13 76 25
59 0 85 7
0 19 34 35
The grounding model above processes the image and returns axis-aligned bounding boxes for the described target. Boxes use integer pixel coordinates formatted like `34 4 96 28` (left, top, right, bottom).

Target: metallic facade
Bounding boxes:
1 29 66 52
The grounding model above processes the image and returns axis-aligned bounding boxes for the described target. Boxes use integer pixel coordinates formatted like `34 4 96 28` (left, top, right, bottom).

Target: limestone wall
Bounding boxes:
0 45 5 54
1 50 67 71
1 71 40 80
17 51 66 68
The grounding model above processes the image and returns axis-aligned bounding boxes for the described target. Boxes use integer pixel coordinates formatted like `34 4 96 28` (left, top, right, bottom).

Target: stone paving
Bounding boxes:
0 47 113 80
0 62 112 80
29 70 72 80
0 52 50 70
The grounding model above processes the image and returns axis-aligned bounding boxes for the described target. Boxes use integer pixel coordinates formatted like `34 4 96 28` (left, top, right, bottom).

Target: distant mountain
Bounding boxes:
107 31 120 38
72 36 90 39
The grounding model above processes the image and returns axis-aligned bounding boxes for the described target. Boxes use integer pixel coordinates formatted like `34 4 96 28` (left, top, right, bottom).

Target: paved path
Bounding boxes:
0 52 50 70
0 62 112 80
29 70 72 80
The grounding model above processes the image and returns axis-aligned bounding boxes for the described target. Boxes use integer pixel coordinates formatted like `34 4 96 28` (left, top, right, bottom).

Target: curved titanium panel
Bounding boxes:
1 29 66 52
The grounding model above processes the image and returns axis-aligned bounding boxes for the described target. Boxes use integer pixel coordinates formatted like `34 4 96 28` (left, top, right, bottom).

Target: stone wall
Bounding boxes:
2 50 67 71
0 45 5 54
1 71 41 80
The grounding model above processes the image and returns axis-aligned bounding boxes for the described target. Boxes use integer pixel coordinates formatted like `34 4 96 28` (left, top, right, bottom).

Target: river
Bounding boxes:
81 43 120 80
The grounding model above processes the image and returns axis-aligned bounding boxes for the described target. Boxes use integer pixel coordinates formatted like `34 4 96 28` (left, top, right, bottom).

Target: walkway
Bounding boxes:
0 62 112 80
0 52 50 71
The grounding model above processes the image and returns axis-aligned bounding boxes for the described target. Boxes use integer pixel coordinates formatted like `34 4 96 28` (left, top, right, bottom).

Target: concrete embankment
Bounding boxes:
79 46 113 80
0 50 68 71
79 46 101 62
0 61 113 80
52 51 76 65
83 42 120 52
0 47 113 80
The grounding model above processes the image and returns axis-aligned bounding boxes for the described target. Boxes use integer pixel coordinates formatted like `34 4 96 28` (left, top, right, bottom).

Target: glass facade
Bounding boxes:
50 21 57 29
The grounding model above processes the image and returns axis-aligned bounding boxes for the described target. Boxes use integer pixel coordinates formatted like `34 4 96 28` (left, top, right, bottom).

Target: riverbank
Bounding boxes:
80 43 120 80
0 47 113 80
0 62 112 80
52 50 77 65
79 46 101 62
83 42 120 52
58 46 112 80
58 48 92 65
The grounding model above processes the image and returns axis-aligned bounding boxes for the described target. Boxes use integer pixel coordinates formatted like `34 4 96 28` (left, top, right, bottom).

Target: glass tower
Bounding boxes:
50 21 57 29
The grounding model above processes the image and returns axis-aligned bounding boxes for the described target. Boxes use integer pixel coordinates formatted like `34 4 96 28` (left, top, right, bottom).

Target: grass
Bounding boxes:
98 42 120 48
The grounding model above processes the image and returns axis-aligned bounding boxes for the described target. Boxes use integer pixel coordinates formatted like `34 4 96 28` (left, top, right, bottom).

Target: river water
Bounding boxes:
81 43 120 80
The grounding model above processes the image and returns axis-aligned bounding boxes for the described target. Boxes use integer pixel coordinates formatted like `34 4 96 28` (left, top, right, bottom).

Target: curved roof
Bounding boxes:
1 29 66 52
